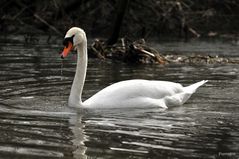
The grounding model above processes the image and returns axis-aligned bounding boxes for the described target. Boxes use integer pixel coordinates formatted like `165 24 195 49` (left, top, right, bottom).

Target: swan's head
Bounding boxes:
61 27 86 59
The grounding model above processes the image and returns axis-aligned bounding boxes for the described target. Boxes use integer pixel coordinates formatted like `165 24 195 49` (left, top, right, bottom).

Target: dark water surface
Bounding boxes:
0 38 238 159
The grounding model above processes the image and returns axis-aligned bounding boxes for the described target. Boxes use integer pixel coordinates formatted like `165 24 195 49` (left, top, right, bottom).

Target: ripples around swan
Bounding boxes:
0 37 239 159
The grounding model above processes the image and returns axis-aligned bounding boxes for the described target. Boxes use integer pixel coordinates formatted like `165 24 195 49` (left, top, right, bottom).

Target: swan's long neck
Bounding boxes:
69 40 87 107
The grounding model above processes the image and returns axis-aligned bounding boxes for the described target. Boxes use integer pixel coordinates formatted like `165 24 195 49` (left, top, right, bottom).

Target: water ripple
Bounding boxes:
0 39 239 158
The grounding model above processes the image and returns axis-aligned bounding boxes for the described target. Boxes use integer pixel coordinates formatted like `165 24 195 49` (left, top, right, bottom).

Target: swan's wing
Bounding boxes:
83 79 184 108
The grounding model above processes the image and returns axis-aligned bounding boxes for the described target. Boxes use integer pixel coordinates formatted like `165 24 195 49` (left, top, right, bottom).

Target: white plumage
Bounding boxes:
84 79 207 108
61 27 207 109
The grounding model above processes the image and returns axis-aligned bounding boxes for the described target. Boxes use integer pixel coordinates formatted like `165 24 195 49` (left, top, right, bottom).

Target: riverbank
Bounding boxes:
1 34 238 65
1 1 239 39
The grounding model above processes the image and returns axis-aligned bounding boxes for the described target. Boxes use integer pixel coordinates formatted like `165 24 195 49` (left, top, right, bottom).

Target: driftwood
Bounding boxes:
89 38 167 64
88 38 237 64
164 54 233 64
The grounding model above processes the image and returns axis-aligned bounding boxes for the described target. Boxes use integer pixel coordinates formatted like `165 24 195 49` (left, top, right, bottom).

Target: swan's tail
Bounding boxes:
184 80 208 94
163 80 208 107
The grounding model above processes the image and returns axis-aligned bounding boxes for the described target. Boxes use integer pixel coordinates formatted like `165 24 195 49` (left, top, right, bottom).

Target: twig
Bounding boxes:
138 48 155 57
11 6 28 20
33 13 63 36
121 38 125 50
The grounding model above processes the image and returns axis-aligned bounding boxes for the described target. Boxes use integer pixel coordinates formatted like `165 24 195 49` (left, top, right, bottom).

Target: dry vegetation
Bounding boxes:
1 0 238 37
1 0 239 64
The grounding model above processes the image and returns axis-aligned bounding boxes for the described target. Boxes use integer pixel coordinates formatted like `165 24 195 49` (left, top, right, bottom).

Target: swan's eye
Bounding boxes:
63 35 74 47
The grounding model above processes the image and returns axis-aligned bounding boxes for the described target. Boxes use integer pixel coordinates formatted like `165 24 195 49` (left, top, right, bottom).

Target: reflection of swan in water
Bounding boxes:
61 27 207 109
69 113 87 159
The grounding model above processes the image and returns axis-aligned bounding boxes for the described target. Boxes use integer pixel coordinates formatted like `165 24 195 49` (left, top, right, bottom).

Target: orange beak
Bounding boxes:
61 42 73 59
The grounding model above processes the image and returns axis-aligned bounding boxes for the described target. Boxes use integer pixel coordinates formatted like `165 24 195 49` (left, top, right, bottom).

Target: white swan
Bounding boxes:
60 27 207 109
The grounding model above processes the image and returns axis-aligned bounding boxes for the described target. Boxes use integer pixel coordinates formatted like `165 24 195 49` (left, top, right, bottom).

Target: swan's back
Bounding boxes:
83 79 200 108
